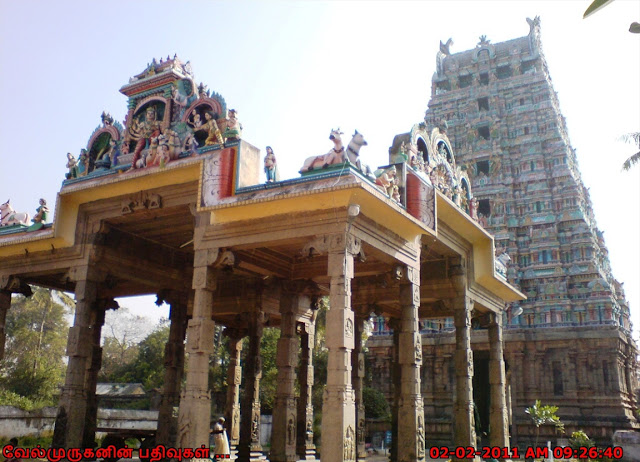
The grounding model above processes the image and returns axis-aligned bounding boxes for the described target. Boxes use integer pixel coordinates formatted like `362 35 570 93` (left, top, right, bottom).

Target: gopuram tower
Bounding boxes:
368 17 638 447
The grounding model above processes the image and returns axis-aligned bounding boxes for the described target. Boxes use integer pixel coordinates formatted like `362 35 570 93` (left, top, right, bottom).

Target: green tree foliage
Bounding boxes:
362 386 390 420
107 322 169 390
258 327 281 414
525 400 565 447
0 288 73 405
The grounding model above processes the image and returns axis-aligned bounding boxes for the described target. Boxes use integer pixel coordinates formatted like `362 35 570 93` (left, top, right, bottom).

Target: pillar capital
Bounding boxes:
0 276 32 296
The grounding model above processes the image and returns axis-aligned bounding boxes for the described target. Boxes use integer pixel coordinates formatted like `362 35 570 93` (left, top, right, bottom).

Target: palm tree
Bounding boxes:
621 132 640 171
583 0 640 33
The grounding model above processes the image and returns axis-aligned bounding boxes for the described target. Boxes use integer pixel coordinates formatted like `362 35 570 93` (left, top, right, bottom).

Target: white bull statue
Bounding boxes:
0 199 30 227
300 129 368 173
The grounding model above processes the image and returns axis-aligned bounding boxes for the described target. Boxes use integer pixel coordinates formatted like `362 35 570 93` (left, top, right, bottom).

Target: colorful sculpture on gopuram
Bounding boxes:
62 55 238 181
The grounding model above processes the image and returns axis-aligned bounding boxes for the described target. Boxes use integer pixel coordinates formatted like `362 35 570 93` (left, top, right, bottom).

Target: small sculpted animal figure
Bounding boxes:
300 128 345 172
495 252 511 278
344 130 368 171
0 200 30 226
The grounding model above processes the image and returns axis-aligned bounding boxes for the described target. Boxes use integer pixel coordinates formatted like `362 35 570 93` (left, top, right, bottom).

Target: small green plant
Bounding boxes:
525 400 564 448
569 430 594 450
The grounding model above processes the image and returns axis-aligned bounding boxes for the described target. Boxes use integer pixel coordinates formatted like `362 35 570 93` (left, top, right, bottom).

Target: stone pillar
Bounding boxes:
238 310 266 461
82 298 115 449
224 328 244 447
451 262 476 456
0 290 10 361
177 250 217 449
55 267 99 448
156 294 188 447
321 234 359 462
271 289 304 462
351 313 367 461
488 312 510 452
389 318 401 462
397 265 426 462
297 318 317 460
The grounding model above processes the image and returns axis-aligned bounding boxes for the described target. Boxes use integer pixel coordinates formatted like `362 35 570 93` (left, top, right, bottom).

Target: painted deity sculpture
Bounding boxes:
27 198 49 231
375 165 398 198
66 153 78 179
264 146 277 183
203 111 224 146
0 200 30 227
129 106 162 170
223 109 242 141
78 149 89 177
188 112 203 129
183 132 199 155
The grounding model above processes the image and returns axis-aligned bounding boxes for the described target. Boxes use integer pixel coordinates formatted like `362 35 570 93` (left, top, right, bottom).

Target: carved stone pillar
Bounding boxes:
177 249 217 449
389 318 401 462
0 290 11 361
321 234 358 462
398 265 426 462
451 262 476 456
156 293 188 447
83 298 116 449
297 318 317 460
55 266 100 448
238 310 266 461
224 328 244 447
488 313 509 452
351 313 367 461
271 288 306 462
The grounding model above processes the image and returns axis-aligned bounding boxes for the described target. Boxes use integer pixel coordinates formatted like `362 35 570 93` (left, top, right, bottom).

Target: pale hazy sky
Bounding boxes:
1 1 638 337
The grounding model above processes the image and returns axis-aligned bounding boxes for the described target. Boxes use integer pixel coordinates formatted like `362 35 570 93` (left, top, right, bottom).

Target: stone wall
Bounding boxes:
367 324 639 447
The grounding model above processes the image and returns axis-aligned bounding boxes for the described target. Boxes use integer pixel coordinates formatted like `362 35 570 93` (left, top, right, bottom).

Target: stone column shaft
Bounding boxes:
177 262 216 449
56 274 98 448
297 320 316 460
390 321 401 462
0 290 10 361
397 265 426 462
82 301 109 449
156 298 188 447
451 265 476 456
352 314 367 461
271 291 303 462
321 237 357 462
238 310 265 460
488 313 509 452
225 330 243 446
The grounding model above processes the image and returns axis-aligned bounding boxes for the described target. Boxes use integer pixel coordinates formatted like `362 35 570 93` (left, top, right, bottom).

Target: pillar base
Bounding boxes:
297 448 318 461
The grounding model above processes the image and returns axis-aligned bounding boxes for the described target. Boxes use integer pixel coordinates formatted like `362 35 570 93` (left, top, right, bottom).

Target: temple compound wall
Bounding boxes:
0 56 523 461
368 18 638 447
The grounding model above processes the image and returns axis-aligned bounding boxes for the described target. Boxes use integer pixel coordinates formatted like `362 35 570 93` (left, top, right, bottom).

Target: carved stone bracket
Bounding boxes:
0 276 32 297
300 233 362 258
121 192 162 214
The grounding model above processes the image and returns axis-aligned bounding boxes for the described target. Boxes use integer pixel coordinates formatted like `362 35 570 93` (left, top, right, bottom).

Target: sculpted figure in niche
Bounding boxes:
203 111 224 146
375 165 397 198
129 106 162 170
188 112 203 129
223 109 242 141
